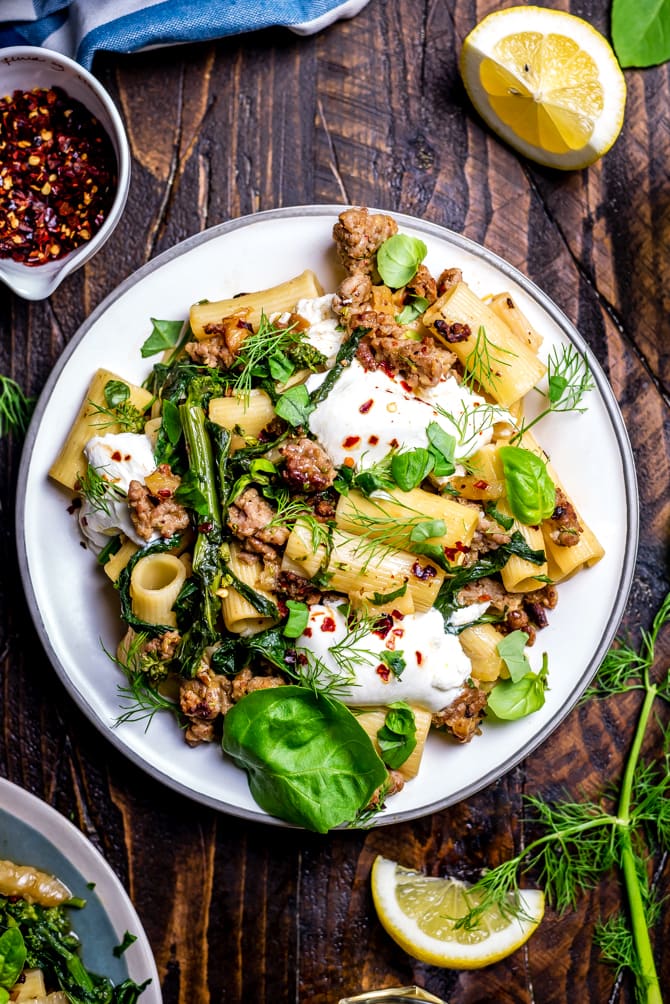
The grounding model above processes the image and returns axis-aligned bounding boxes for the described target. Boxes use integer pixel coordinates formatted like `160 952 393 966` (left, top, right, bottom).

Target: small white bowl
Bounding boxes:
0 46 130 300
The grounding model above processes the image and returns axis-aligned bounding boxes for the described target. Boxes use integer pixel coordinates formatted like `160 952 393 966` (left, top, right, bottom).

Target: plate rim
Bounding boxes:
15 204 640 827
0 776 162 999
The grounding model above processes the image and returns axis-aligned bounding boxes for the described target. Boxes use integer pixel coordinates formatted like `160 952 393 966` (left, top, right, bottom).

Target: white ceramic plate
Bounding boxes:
0 777 161 999
16 206 638 827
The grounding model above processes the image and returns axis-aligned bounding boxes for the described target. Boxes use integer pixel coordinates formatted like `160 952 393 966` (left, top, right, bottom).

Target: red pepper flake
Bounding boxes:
411 561 437 580
111 450 122 461
124 453 132 461
389 437 399 448
303 627 313 637
0 86 117 266
392 627 404 637
416 651 423 665
400 380 413 393
343 456 355 468
376 664 391 682
368 434 379 445
391 609 404 620
320 617 336 632
198 521 213 533
66 497 82 514
474 479 489 490
373 614 393 639
157 489 172 499
296 652 309 667
444 540 470 562
359 398 374 414
379 362 395 380
342 435 361 449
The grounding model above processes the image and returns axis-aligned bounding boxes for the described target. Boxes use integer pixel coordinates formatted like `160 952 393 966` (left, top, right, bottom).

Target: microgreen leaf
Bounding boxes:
378 650 407 678
391 447 434 491
104 379 130 408
377 234 427 288
496 630 531 683
376 701 417 769
141 318 184 357
426 421 456 477
283 600 310 639
487 653 549 720
395 295 430 324
275 384 315 428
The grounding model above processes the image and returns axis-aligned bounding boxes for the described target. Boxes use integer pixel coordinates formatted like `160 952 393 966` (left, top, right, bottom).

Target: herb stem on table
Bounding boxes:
458 593 670 1004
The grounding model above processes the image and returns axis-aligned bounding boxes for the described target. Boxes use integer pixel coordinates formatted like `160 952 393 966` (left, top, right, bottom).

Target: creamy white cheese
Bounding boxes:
294 294 346 368
306 359 499 469
79 432 157 551
447 599 491 628
296 604 471 712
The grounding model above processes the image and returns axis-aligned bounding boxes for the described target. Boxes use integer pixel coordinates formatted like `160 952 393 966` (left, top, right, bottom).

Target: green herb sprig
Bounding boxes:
0 375 34 438
459 592 670 1003
515 344 594 440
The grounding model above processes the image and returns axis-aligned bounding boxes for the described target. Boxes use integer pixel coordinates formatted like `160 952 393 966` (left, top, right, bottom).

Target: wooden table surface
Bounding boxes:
1 2 669 1001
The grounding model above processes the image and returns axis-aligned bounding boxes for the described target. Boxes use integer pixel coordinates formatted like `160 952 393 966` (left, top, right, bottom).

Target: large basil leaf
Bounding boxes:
487 654 549 720
612 0 670 67
222 686 387 832
499 445 556 525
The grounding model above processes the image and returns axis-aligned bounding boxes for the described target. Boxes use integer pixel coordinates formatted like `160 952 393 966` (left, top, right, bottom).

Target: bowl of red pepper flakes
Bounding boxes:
0 46 130 301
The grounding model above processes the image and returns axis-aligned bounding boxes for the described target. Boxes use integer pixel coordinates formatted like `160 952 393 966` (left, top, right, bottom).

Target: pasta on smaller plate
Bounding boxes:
18 206 636 830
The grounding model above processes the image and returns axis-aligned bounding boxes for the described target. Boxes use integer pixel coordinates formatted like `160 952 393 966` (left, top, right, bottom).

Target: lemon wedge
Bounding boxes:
371 855 544 969
459 6 626 169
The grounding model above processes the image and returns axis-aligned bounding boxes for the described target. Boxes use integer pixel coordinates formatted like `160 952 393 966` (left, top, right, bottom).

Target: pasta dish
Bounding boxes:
50 208 603 832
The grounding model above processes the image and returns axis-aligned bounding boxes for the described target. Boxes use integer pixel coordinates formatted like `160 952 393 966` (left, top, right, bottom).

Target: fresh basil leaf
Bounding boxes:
426 421 456 477
391 447 434 491
378 650 407 678
499 445 556 525
250 458 277 481
496 630 531 683
104 379 130 408
222 686 387 832
275 384 315 428
371 583 408 605
161 398 182 446
409 518 447 543
377 234 427 288
377 701 417 769
284 600 310 638
141 318 184 357
488 654 549 720
612 0 670 68
268 350 295 383
0 927 26 990
395 295 430 324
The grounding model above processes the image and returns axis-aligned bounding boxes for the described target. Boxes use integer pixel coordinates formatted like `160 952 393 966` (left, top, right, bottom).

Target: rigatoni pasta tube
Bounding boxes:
335 488 479 550
221 544 277 635
130 553 187 626
487 292 543 353
208 389 275 449
189 269 323 339
353 706 433 780
49 369 154 492
497 499 549 592
282 520 444 612
422 281 546 407
103 539 139 583
459 623 505 682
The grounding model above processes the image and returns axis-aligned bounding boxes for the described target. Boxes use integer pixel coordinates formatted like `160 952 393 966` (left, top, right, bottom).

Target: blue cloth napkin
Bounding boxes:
0 0 370 68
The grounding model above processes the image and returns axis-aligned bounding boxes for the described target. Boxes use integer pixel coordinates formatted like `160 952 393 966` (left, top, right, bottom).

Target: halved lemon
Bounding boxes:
459 6 626 169
371 855 544 969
